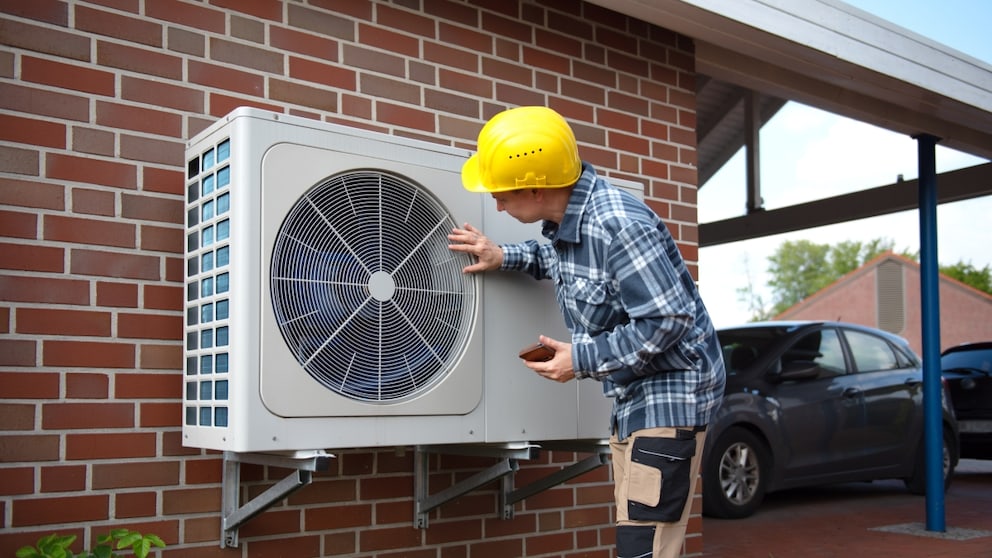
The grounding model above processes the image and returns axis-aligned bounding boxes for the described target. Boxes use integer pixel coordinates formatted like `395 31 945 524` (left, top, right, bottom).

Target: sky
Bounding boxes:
696 0 992 328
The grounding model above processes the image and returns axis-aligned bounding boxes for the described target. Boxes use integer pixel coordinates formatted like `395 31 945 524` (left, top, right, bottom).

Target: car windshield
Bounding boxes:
942 347 992 373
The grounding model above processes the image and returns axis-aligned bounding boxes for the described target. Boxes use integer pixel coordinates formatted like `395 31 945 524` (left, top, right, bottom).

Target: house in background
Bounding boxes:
775 252 992 355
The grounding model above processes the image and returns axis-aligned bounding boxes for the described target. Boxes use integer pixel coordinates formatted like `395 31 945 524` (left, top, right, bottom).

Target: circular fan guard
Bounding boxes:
270 170 476 403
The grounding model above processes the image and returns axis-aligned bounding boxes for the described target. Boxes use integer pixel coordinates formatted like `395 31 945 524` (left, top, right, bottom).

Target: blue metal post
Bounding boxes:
915 133 945 532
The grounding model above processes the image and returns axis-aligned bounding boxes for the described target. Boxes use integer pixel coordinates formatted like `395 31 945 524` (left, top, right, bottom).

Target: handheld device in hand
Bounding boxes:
518 342 555 362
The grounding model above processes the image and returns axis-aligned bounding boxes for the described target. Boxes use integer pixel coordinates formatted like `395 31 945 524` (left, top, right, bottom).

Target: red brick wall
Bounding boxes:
0 1 701 556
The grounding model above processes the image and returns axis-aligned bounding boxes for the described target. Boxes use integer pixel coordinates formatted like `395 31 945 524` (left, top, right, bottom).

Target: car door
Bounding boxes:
772 327 866 482
842 328 922 473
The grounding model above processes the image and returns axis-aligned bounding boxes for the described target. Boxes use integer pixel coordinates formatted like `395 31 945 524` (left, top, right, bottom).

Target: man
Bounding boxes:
448 106 726 558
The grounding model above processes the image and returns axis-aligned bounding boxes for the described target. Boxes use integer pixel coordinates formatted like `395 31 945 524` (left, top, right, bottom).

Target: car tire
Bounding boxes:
702 427 770 519
905 426 956 495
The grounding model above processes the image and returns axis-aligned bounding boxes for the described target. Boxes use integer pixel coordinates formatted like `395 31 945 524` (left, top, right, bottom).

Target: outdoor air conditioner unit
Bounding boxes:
182 108 624 453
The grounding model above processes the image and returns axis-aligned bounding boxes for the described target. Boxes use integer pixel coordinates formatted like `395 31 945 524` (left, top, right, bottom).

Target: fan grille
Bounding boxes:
270 170 476 403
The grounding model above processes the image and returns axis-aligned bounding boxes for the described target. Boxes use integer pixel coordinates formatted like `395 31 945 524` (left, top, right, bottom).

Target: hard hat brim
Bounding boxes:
460 153 491 192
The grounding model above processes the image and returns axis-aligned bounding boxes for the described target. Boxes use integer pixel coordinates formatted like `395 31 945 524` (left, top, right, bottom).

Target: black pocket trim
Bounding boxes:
628 436 696 522
616 524 655 558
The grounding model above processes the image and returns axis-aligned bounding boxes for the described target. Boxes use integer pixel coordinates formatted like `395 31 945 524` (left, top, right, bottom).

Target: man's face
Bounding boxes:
490 189 542 223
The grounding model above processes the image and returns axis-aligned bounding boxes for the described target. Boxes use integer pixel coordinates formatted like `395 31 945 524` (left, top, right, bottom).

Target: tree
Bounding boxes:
940 261 992 294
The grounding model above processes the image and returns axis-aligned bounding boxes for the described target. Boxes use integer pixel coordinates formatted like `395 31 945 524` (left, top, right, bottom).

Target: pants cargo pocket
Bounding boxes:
627 435 696 522
616 524 655 558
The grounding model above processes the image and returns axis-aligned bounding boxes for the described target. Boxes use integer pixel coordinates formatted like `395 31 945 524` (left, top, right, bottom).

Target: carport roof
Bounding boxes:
585 0 992 245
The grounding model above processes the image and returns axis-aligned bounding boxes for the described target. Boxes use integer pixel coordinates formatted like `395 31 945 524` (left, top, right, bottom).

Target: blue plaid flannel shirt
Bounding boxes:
500 163 726 440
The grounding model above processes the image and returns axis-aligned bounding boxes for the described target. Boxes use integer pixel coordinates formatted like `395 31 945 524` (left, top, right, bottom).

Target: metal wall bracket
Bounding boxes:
414 440 610 528
221 450 334 548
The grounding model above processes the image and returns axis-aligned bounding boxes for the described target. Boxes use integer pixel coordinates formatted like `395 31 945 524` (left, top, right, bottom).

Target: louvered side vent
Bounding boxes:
876 260 905 333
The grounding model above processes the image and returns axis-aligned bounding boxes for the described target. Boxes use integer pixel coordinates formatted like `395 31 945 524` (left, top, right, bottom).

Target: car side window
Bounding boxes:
845 330 901 372
781 329 846 377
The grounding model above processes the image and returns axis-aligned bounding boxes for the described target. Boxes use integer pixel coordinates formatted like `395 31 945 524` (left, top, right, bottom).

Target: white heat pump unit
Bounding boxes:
182 107 621 453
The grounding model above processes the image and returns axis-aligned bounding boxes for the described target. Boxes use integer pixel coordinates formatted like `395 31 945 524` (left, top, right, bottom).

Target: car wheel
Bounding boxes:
905 426 956 495
703 427 770 519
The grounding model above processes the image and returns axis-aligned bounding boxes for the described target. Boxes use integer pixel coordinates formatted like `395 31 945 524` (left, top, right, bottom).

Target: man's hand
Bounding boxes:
447 222 503 273
522 335 576 383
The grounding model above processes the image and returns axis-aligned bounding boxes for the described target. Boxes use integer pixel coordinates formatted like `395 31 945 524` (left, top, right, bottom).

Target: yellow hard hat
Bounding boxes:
461 106 581 193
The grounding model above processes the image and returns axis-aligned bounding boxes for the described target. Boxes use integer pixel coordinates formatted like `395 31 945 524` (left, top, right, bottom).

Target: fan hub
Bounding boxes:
368 270 396 302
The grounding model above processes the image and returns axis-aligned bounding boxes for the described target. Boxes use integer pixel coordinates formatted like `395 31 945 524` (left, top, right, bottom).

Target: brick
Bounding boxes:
439 22 492 54
0 177 65 210
239 509 302 539
2 0 68 24
162 430 200 457
0 145 40 176
0 372 59 398
210 37 283 73
187 60 264 96
342 44 405 77
12 494 109 527
230 14 264 42
0 83 89 121
376 4 434 38
208 93 282 118
0 275 88 305
96 281 138 308
161 486 220 514
71 187 115 216
154 187 202 226
287 4 353 40
41 464 87 493
0 434 60 462
0 403 34 430
146 0 226 34
305 503 372 530
65 372 110 399
439 69 491 97
97 41 182 80
76 4 162 47
143 284 182 311
360 526 422 552
0 210 38 239
361 74 420 104
142 166 184 196
72 127 116 157
422 0 479 24
359 23 419 56
164 255 183 282
42 340 135 368
1 467 35 495
43 402 134 430
96 101 182 137
270 78 338 112
139 343 182 370
0 307 7 334
166 26 204 56
17 308 111 337
482 12 532 43
0 242 62 273
0 113 66 149
116 491 157 518
44 214 136 248
140 224 182 253
91 459 180 492
47 153 137 189
425 89 478 118
184 458 222 485
0 339 37 366
289 57 356 89
270 26 338 60
116 372 180 398
120 134 185 166
21 56 116 97
122 76 203 113
0 18 89 61
70 248 160 281
247 535 321 558
66 432 157 460
118 312 182 341
377 102 434 132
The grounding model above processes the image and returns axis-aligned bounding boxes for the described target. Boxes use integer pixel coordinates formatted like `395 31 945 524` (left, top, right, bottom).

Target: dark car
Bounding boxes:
703 321 959 519
941 341 992 459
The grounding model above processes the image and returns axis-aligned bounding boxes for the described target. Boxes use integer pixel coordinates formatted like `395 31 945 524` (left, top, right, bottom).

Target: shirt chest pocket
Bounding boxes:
564 277 621 333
